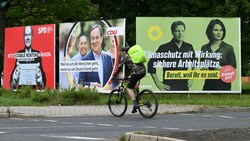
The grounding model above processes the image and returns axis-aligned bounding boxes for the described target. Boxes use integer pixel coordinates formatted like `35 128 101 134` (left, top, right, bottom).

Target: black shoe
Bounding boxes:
132 100 139 113
132 106 138 113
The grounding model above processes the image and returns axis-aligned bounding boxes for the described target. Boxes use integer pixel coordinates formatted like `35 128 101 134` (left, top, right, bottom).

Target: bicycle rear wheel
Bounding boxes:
108 89 127 117
138 89 158 118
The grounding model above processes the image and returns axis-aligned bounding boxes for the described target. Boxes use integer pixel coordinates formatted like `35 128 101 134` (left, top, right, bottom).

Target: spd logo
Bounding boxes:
38 26 53 34
38 27 47 34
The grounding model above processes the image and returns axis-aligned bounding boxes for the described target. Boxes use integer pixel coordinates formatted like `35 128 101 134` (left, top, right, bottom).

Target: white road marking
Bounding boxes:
117 125 132 128
180 113 195 116
217 115 235 119
30 119 40 122
10 118 23 120
40 135 105 140
201 115 214 117
44 120 58 123
162 127 180 130
185 129 200 131
0 125 93 130
97 124 113 127
140 126 156 129
0 131 6 134
80 122 94 125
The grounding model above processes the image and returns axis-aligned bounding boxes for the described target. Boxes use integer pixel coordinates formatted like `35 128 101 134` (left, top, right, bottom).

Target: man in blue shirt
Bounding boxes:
72 34 89 80
72 34 88 61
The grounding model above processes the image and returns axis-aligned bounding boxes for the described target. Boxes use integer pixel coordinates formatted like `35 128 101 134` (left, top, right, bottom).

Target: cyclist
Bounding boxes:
112 45 146 113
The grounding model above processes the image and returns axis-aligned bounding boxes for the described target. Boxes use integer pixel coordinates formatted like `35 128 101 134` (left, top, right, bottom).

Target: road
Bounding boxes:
0 111 250 141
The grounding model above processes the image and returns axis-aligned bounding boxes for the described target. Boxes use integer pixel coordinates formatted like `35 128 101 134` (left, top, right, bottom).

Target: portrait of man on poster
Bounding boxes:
10 26 46 90
147 21 196 91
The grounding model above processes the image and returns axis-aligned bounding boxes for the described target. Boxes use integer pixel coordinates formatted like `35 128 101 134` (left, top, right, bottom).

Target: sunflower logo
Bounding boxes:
147 26 163 42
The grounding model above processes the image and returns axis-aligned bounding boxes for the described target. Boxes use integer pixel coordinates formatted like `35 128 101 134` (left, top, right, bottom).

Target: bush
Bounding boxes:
0 87 12 97
59 87 101 105
17 86 33 99
242 83 250 93
0 86 104 106
31 91 49 103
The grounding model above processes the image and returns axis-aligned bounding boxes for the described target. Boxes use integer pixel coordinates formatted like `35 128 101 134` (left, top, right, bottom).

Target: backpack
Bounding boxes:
127 45 147 64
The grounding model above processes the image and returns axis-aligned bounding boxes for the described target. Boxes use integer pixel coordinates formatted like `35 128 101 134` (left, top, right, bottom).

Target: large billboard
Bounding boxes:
136 17 241 93
4 24 56 90
59 19 125 92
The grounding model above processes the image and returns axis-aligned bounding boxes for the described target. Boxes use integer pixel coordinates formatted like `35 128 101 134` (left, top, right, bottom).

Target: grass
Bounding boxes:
0 86 106 106
0 84 250 107
156 93 250 107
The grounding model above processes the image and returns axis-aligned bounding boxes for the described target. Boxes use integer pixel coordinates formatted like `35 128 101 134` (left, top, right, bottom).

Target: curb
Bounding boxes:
125 132 186 141
0 113 9 118
0 107 9 118
1 105 250 118
201 106 250 113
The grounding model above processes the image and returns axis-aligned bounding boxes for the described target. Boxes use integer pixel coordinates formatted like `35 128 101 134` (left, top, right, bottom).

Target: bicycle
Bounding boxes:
108 78 158 118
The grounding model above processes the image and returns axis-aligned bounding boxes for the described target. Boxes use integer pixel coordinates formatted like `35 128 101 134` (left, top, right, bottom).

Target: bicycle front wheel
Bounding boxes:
108 89 127 117
138 89 158 118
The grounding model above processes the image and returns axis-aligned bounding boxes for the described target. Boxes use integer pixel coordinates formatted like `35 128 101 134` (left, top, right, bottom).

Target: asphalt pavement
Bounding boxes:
1 104 250 141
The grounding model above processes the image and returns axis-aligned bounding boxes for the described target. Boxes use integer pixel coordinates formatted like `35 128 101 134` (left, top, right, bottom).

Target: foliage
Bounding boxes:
59 88 101 105
6 0 99 26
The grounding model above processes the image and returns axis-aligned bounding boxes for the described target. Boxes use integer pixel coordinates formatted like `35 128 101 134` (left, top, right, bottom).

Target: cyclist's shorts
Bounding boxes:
127 73 146 89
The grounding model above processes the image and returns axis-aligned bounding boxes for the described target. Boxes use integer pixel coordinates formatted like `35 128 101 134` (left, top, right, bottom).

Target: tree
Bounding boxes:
5 0 99 26
0 0 99 75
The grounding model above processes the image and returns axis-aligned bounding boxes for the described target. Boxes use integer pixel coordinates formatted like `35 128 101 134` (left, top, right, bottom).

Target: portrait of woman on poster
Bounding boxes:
200 19 236 91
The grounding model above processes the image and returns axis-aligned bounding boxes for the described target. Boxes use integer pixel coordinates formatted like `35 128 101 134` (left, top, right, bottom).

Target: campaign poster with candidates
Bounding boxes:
59 19 126 92
136 17 241 93
4 24 55 90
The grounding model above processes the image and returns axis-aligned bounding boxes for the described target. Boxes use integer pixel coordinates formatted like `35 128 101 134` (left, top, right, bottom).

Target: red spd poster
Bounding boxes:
4 24 55 90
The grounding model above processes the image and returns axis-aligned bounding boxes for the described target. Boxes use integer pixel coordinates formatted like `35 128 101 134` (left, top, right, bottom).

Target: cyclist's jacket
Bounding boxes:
113 54 146 77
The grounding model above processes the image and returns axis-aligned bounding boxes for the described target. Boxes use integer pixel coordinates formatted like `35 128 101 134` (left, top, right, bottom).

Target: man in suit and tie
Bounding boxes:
10 26 46 90
79 24 113 88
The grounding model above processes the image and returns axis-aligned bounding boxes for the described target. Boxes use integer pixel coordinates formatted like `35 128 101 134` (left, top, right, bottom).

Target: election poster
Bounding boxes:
59 18 125 92
4 24 55 90
136 17 241 93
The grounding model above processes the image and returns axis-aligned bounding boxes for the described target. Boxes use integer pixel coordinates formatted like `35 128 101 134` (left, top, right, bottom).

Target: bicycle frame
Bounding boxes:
119 78 140 98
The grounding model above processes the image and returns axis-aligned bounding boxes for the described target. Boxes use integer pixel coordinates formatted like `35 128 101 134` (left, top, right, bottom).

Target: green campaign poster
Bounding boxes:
136 17 241 93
